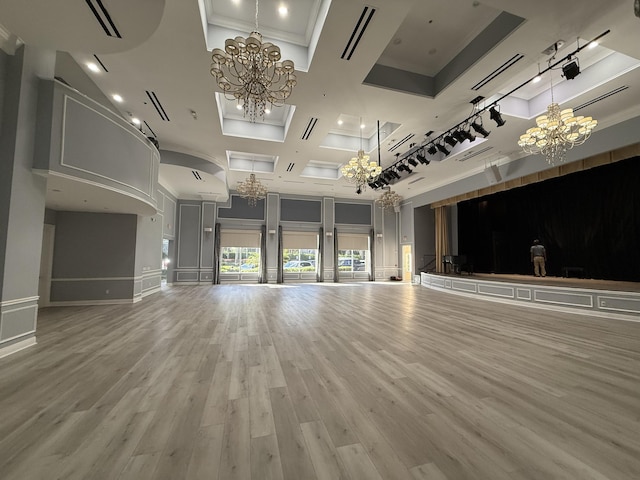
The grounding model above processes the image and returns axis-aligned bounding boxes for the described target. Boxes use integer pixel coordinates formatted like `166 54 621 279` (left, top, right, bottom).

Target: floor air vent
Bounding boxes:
341 6 375 60
85 0 122 38
146 91 170 121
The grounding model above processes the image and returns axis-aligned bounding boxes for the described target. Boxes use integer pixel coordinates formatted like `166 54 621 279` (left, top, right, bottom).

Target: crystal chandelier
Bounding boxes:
341 120 382 193
210 0 297 122
518 72 597 164
237 173 267 207
376 188 402 212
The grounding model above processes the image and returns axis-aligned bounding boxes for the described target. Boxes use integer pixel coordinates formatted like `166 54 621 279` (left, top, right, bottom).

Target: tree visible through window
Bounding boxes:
220 247 260 272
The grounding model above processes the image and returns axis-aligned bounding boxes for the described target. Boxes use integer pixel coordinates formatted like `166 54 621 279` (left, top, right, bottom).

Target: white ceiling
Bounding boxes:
2 0 640 209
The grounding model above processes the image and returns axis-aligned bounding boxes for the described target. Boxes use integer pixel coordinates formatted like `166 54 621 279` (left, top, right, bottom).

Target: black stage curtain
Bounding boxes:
458 156 640 282
213 223 221 284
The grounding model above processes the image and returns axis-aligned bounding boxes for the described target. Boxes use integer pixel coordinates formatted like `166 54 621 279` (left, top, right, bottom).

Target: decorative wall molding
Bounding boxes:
421 273 640 322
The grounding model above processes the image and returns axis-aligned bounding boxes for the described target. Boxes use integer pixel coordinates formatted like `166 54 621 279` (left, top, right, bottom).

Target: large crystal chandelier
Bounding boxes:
376 188 402 212
341 120 382 193
210 0 297 122
518 72 597 164
237 173 267 207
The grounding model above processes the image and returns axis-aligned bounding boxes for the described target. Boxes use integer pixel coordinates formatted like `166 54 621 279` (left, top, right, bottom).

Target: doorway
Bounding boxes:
402 244 412 283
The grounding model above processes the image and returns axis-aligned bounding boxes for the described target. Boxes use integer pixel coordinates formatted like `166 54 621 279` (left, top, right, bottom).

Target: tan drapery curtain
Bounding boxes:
435 206 449 273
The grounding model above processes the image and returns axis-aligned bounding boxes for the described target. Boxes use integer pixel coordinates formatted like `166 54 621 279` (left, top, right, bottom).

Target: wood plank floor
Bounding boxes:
1 283 639 479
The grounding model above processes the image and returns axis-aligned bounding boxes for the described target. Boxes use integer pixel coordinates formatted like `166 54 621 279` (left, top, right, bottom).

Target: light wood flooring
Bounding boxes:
1 282 639 479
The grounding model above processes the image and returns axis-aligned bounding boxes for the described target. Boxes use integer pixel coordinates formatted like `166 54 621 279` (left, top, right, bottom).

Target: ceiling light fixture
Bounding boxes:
87 62 100 73
237 172 268 207
443 134 458 147
416 152 430 165
489 106 506 127
518 70 597 164
561 57 580 80
210 0 297 122
426 144 437 156
112 94 123 103
436 143 450 156
340 117 382 193
471 117 490 137
376 187 402 212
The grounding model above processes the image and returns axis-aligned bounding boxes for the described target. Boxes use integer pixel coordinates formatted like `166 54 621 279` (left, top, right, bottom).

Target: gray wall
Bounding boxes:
414 205 435 272
51 212 137 302
0 45 55 350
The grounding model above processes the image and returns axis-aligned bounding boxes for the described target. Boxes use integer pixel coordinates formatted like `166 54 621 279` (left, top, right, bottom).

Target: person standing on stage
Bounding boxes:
530 239 547 277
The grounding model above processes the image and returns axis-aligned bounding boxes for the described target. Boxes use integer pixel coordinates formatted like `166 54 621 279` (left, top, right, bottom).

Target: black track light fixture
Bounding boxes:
397 163 413 174
562 57 580 80
471 117 490 137
416 152 430 165
407 157 418 167
389 170 401 179
461 126 476 142
444 134 458 147
452 130 467 143
489 105 506 127
427 144 437 156
436 143 451 156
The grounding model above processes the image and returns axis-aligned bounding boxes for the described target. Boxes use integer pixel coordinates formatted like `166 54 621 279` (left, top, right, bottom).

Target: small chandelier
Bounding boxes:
210 0 297 122
518 71 597 164
341 120 382 193
237 173 267 207
376 188 402 212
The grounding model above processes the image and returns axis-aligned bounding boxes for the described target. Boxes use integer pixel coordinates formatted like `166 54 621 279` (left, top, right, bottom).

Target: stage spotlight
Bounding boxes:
461 128 476 142
471 117 490 137
397 163 413 174
489 106 506 127
407 157 418 167
562 58 580 80
427 144 437 156
444 134 458 147
452 130 467 143
379 176 389 186
416 153 430 165
389 170 401 179
436 143 451 155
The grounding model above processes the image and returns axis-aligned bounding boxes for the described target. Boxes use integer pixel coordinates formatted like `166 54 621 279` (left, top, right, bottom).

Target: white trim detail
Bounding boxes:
61 95 155 199
0 336 37 359
49 298 142 306
0 296 39 307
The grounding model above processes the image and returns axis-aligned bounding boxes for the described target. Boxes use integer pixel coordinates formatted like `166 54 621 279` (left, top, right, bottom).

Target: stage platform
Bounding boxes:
420 272 640 321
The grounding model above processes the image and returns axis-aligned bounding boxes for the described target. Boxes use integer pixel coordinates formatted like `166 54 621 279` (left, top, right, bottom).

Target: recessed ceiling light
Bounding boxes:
87 62 100 73
112 94 123 103
236 104 243 110
532 75 542 83
278 5 288 17
360 123 365 129
337 119 343 125
264 108 271 114
131 118 141 125
588 41 598 49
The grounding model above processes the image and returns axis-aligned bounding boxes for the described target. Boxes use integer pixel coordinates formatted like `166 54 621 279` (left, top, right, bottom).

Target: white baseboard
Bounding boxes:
0 336 37 359
49 298 139 306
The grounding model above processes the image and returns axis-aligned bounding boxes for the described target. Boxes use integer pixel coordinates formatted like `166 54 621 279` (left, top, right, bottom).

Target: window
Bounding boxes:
219 230 261 273
338 250 367 271
283 249 317 272
337 234 369 272
282 232 318 273
221 247 260 272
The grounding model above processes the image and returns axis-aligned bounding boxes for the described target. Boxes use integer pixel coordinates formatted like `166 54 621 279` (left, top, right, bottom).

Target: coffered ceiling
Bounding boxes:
2 0 640 209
